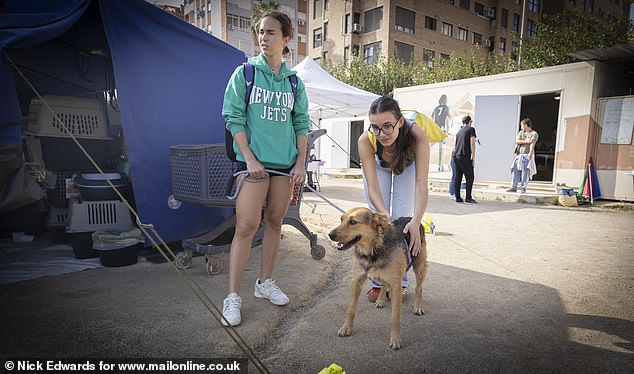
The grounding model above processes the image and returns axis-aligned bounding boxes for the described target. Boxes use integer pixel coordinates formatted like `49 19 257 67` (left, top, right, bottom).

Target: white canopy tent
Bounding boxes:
293 57 379 170
293 56 379 121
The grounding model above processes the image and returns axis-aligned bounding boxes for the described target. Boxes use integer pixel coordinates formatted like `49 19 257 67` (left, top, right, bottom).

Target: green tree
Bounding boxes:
324 47 517 97
250 1 280 37
518 9 630 69
322 9 630 96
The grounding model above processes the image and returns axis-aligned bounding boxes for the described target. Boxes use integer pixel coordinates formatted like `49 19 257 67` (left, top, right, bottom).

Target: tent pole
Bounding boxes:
588 162 594 205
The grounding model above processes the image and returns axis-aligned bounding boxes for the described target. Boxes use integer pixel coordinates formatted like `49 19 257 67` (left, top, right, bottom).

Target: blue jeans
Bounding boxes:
362 155 415 288
449 156 456 196
511 154 530 189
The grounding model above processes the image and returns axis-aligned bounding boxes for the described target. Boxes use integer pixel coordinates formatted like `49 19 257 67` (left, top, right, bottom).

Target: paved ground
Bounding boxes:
1 178 633 373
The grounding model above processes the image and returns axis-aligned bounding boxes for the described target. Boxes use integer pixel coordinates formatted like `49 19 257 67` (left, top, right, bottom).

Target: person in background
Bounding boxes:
220 11 310 326
431 94 450 171
452 115 477 204
358 96 430 302
507 118 538 193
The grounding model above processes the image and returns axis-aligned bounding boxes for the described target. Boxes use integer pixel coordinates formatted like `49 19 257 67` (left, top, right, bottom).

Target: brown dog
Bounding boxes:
328 207 428 350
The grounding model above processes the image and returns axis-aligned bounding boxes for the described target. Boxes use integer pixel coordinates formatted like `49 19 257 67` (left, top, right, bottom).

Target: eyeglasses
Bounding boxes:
369 123 395 136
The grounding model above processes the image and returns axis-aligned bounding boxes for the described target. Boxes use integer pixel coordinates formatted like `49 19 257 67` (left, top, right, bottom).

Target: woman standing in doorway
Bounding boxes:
221 11 310 326
358 96 430 302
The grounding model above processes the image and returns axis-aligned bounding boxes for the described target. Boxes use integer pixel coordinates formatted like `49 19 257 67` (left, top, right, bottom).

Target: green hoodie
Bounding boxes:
222 54 310 169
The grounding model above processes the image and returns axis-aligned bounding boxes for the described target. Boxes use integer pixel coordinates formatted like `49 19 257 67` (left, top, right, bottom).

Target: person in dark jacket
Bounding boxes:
452 115 477 204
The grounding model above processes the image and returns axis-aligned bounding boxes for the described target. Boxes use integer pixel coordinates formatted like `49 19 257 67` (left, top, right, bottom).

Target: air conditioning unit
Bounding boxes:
485 7 495 18
352 23 362 33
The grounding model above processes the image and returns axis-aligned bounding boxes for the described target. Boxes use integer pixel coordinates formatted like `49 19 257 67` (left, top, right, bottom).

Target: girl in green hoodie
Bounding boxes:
221 11 310 327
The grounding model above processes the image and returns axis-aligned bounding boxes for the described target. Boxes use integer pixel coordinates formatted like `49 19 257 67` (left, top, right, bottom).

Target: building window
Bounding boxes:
344 13 351 34
474 2 485 16
425 16 437 31
313 0 322 19
441 22 453 36
313 28 322 48
322 50 328 61
423 49 435 67
226 14 251 32
324 0 329 11
501 8 508 28
352 44 360 59
440 53 450 61
473 32 483 45
527 19 537 36
395 6 415 34
460 0 470 10
588 0 594 13
499 37 506 54
394 41 414 64
364 7 383 32
363 41 381 64
344 46 350 63
324 21 328 41
528 0 540 13
458 27 468 41
513 13 520 33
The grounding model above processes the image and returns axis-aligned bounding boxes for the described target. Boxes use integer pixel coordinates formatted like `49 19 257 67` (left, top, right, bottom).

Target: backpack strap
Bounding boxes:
242 62 255 105
289 74 298 109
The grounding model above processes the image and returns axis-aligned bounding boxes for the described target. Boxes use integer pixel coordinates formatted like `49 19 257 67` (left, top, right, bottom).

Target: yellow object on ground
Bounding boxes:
558 194 578 207
318 363 345 374
422 213 435 234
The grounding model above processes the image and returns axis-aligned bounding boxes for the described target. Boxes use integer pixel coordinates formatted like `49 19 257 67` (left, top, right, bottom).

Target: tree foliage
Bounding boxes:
322 9 631 97
250 1 280 37
323 47 518 97
519 9 631 69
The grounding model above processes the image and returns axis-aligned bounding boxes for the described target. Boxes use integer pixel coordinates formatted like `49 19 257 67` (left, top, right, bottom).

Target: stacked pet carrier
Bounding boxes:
22 95 140 266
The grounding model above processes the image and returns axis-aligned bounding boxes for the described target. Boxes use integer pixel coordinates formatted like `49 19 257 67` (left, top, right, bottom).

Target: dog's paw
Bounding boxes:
389 335 403 350
337 325 352 337
413 305 425 315
374 299 386 308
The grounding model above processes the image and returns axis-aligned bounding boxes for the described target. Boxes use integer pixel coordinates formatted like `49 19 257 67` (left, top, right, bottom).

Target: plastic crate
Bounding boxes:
169 144 236 204
23 134 114 171
66 198 133 233
45 171 73 207
47 206 68 227
26 95 110 139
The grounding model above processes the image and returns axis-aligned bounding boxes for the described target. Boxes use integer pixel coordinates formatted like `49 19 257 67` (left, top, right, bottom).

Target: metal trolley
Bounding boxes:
168 129 327 275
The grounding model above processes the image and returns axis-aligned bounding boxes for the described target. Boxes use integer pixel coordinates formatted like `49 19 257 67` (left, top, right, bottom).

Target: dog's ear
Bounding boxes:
371 211 390 231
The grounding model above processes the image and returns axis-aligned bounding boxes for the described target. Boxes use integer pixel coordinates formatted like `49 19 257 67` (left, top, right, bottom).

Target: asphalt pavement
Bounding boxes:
1 177 633 374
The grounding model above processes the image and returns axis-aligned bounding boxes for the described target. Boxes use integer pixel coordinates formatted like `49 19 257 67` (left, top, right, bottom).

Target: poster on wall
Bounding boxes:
600 97 634 145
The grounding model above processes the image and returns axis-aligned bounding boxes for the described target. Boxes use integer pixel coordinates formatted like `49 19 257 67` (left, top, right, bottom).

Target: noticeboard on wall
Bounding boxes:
599 96 634 145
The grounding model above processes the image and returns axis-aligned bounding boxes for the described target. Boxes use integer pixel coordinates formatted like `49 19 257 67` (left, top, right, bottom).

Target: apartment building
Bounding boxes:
182 0 308 65
308 0 632 66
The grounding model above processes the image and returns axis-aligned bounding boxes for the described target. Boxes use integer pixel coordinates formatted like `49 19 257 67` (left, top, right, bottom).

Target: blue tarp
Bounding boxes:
0 0 246 243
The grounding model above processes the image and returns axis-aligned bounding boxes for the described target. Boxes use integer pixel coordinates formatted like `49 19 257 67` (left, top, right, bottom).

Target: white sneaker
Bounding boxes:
254 278 289 306
222 293 242 326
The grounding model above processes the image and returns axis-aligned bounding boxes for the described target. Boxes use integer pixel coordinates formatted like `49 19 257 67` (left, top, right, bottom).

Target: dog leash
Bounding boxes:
228 169 346 214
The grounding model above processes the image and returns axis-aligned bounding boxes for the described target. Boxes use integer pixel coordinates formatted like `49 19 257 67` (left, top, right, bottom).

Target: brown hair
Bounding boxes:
260 11 293 55
521 118 532 128
369 96 415 175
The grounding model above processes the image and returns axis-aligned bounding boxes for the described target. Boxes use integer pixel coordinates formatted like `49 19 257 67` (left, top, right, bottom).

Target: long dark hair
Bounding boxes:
369 96 415 175
260 11 293 55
